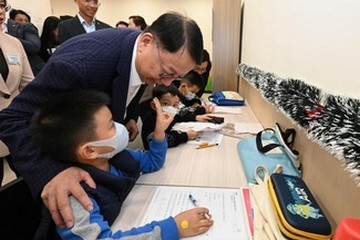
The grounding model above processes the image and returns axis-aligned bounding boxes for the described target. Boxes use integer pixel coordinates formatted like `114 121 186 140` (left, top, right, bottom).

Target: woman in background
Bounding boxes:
194 49 212 98
39 16 61 62
0 0 34 185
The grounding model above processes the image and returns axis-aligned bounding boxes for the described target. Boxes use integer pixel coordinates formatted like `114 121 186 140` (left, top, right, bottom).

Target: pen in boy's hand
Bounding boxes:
188 194 211 220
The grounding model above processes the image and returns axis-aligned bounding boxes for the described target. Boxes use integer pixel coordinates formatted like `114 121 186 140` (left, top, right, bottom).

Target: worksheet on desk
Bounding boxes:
140 186 250 240
187 131 223 145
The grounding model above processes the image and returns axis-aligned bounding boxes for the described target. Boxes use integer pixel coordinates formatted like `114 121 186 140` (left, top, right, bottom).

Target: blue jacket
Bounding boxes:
56 139 180 239
0 28 144 197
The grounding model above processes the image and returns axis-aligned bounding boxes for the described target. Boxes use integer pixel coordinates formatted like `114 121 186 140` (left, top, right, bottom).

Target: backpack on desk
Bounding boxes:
208 91 245 106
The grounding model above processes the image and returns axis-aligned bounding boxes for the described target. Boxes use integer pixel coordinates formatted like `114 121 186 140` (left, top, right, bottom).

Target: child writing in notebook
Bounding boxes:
30 90 213 239
141 84 212 150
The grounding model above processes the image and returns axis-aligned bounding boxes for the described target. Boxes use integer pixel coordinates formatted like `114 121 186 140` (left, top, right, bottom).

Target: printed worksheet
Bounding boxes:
141 186 250 240
186 131 223 145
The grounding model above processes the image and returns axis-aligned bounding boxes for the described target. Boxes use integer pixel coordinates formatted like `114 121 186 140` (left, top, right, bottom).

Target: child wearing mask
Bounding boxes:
30 90 213 239
141 84 212 150
175 70 212 116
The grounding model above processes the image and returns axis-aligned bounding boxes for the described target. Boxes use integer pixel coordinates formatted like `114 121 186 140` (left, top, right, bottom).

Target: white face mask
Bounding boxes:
184 91 196 100
88 122 129 159
162 105 179 117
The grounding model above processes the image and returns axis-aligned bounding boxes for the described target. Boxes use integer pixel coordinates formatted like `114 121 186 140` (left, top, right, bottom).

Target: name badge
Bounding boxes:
7 54 21 65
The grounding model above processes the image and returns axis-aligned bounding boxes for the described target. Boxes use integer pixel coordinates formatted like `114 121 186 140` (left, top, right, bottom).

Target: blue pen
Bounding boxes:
188 194 211 219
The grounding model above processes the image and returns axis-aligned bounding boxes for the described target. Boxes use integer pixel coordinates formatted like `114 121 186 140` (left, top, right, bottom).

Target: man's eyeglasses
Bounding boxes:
0 4 11 12
82 0 101 7
156 44 176 79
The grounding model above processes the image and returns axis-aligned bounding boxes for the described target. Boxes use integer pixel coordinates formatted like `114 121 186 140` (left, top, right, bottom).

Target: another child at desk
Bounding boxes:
30 90 213 239
174 70 211 114
141 84 212 150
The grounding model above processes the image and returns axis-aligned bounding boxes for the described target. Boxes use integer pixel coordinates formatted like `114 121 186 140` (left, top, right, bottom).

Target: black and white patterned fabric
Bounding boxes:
237 63 360 185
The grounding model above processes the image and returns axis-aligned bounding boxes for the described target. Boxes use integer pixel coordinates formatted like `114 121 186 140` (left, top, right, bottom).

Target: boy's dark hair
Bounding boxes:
144 12 203 65
30 90 110 162
180 70 204 90
152 84 182 100
9 9 31 22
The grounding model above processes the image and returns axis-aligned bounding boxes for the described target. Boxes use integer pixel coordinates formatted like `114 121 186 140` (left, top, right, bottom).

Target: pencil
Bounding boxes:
196 143 219 149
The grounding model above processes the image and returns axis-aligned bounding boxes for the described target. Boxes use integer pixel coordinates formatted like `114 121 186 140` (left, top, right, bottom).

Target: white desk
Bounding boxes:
112 185 157 231
112 104 259 233
136 104 259 188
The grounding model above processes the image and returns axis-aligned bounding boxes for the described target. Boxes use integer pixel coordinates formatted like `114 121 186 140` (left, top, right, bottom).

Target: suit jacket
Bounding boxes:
58 15 112 44
0 28 143 196
6 19 45 76
0 33 34 156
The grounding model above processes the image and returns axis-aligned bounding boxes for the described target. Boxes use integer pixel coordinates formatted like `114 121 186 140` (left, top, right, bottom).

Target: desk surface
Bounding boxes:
113 104 259 233
112 185 157 231
136 104 259 188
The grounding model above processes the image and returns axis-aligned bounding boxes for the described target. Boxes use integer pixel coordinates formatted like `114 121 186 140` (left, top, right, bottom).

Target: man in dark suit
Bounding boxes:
58 0 111 44
0 12 203 230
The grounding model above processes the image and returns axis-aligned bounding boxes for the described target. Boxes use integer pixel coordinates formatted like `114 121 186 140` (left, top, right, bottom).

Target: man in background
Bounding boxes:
58 0 111 44
128 15 147 30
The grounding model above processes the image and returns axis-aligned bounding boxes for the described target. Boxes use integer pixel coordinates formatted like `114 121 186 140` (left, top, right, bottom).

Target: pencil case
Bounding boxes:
268 173 332 239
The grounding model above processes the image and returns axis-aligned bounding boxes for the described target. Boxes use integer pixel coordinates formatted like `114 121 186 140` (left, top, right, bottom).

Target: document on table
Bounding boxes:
140 186 251 240
172 122 223 132
212 105 243 114
187 131 223 145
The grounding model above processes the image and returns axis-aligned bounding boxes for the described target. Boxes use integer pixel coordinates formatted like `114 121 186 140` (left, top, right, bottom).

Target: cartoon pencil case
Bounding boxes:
268 173 332 239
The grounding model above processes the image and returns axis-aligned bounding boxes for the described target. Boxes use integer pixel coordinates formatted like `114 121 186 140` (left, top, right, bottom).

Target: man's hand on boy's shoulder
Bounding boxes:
153 97 174 140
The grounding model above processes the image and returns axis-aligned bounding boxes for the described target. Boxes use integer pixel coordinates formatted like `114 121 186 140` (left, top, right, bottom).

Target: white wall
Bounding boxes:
241 0 360 98
50 0 213 57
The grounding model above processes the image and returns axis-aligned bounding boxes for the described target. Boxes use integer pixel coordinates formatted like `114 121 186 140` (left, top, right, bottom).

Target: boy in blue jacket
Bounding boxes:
30 90 213 239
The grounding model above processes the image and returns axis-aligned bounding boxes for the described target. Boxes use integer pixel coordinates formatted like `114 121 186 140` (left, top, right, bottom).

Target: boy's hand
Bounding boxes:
125 119 139 141
153 97 174 140
186 129 199 140
195 114 212 122
204 104 213 113
174 208 213 238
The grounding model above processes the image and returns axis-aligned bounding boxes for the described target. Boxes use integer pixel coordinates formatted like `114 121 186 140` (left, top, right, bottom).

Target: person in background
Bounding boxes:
9 8 30 23
5 7 45 75
116 20 128 28
141 84 211 150
58 0 111 44
39 16 61 62
0 0 34 185
128 15 147 30
59 15 73 21
30 90 213 239
193 49 212 98
0 12 203 229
